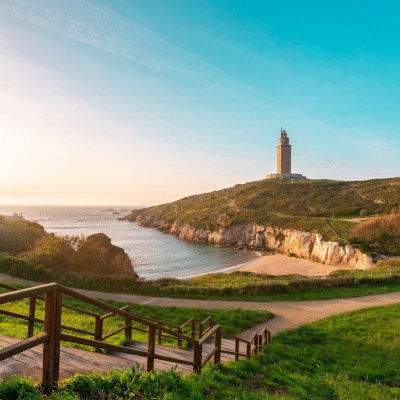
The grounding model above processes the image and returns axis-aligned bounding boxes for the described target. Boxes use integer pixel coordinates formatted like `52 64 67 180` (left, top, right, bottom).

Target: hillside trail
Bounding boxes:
0 272 399 339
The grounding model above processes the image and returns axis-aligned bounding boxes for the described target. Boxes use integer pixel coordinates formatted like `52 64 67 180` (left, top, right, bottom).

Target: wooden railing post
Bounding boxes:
214 327 221 365
157 322 162 345
42 289 62 393
27 296 37 338
193 342 202 373
246 342 251 358
147 325 155 372
125 316 132 341
95 316 103 341
199 323 203 339
235 338 239 362
267 330 271 345
177 327 182 349
191 320 196 340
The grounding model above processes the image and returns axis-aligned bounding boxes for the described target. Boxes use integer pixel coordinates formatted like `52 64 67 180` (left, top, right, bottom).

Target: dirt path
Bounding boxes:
1 272 399 340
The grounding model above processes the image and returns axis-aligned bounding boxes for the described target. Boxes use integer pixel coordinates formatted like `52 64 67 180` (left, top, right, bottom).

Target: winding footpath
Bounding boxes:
1 272 399 340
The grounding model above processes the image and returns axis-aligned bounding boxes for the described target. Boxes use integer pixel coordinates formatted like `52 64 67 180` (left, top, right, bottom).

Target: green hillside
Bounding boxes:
127 178 400 239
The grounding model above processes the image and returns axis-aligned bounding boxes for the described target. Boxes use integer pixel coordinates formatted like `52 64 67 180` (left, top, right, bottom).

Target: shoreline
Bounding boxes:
177 251 342 281
230 253 342 277
177 251 261 280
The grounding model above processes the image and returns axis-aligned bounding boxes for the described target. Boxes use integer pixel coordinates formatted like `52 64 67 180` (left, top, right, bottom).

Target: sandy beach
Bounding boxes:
232 254 341 277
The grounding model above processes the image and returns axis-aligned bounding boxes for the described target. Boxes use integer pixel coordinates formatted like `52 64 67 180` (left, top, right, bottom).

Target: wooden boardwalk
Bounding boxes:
0 335 248 380
0 283 269 389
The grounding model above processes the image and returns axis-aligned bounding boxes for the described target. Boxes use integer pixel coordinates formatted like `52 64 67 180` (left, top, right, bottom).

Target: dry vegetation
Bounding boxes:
351 213 400 255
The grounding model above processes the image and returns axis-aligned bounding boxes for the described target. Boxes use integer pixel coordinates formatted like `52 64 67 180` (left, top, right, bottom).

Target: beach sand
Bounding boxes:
232 254 340 277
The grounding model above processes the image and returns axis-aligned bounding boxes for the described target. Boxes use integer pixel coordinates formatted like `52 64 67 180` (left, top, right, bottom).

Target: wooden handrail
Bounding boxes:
145 315 181 330
0 282 59 304
222 332 250 343
101 326 127 341
100 305 129 320
0 282 270 391
198 324 220 345
200 316 212 327
0 333 49 361
59 286 195 343
0 308 94 337
0 282 19 291
61 333 152 358
180 317 194 330
201 347 218 367
0 283 100 318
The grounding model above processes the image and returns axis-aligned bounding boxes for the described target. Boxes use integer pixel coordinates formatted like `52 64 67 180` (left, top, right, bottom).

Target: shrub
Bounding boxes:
0 219 46 255
351 213 400 255
357 275 400 285
24 234 137 279
288 276 355 291
0 376 41 400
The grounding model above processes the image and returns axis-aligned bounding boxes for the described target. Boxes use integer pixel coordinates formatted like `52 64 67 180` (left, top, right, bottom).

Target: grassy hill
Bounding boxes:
127 178 400 241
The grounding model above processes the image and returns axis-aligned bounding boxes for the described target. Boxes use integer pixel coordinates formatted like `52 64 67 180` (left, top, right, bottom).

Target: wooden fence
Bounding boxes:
0 282 270 392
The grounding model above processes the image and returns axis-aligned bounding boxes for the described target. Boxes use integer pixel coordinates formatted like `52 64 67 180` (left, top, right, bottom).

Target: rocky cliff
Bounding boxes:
134 215 374 270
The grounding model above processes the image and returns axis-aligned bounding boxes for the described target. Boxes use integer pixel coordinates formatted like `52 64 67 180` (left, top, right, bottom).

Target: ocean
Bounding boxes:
0 205 257 280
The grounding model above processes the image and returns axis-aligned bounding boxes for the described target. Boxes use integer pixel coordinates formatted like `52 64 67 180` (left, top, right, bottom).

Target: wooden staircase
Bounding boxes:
0 282 270 393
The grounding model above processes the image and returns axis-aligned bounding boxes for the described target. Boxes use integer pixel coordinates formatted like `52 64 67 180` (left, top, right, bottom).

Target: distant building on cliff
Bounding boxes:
266 129 306 180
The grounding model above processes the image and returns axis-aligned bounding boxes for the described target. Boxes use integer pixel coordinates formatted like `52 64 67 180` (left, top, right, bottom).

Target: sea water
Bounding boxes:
0 205 257 280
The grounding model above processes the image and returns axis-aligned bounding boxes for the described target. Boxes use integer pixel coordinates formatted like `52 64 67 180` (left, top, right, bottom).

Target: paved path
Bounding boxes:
1 272 399 339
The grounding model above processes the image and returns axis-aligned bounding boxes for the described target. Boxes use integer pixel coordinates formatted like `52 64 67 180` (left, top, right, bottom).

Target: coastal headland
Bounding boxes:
125 177 400 272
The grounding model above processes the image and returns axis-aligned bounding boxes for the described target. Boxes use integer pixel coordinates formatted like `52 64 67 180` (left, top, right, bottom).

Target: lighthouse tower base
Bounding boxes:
266 173 306 180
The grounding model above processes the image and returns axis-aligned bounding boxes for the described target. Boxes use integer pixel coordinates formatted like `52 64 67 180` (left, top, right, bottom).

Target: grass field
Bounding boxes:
1 303 398 399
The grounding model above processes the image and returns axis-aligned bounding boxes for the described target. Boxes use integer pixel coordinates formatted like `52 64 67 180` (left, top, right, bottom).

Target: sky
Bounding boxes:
0 0 399 206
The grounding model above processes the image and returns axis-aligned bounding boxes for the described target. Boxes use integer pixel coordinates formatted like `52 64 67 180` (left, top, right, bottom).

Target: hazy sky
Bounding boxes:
1 0 399 206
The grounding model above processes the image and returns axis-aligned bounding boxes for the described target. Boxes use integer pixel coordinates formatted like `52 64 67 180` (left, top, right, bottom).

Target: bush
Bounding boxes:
0 253 138 293
288 276 355 291
0 219 46 255
0 376 41 400
351 213 400 255
24 233 137 279
357 275 400 285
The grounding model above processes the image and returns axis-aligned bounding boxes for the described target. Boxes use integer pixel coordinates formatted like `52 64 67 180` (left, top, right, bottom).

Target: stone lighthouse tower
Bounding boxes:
266 129 306 180
277 128 291 174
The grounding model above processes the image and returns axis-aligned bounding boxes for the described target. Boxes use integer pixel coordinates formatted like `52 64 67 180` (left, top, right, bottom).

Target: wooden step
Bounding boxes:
0 335 250 381
0 335 136 381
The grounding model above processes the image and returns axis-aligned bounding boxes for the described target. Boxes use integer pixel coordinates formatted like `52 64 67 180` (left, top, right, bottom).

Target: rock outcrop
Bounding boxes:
77 233 136 277
134 216 374 270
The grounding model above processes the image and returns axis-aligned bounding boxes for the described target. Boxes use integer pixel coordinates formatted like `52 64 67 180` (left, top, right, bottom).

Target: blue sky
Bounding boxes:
0 0 399 205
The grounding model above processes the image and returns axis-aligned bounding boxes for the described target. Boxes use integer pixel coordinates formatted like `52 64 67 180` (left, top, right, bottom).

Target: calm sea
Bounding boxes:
0 205 257 280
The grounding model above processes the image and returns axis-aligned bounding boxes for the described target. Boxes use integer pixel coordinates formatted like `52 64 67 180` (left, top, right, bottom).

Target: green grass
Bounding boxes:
147 282 400 302
0 285 273 352
127 178 400 234
2 304 399 399
138 269 400 301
